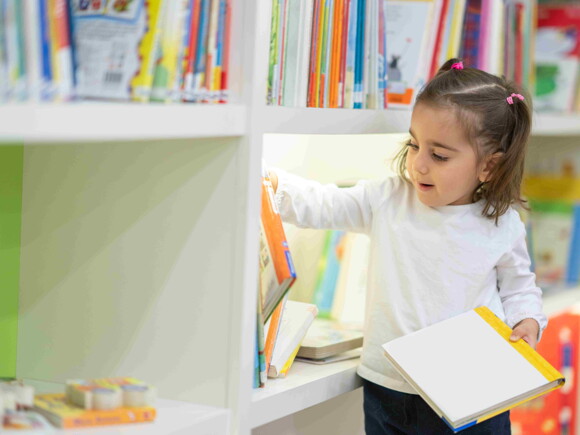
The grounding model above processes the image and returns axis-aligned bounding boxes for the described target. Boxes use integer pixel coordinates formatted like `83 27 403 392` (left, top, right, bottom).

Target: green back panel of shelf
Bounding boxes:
0 145 23 377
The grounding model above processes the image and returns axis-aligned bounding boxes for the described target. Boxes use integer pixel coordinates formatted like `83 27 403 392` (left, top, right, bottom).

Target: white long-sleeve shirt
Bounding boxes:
275 170 547 394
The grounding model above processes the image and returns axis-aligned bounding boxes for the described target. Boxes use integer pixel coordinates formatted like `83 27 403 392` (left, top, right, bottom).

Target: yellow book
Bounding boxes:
382 306 565 433
130 0 166 102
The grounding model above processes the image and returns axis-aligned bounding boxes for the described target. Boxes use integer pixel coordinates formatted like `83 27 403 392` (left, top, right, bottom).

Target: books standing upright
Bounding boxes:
259 174 297 322
382 306 565 433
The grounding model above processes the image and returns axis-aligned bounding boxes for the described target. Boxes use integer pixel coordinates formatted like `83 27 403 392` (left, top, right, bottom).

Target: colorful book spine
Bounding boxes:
130 0 166 102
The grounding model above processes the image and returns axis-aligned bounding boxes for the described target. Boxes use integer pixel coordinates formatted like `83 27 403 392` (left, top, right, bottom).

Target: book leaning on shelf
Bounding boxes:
259 174 297 322
382 306 565 433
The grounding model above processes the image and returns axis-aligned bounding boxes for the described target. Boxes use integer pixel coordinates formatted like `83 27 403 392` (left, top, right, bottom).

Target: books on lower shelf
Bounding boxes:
296 318 363 360
33 393 156 429
267 300 319 378
382 306 565 433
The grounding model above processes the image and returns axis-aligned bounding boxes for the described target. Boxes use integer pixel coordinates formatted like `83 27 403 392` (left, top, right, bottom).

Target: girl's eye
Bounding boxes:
433 153 449 162
406 141 418 151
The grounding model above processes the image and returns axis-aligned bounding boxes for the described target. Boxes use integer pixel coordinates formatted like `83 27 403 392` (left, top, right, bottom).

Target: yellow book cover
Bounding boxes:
34 393 156 429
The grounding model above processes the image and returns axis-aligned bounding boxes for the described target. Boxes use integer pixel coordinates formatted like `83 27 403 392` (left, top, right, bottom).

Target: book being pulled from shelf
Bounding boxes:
296 318 363 360
382 306 565 433
259 173 297 322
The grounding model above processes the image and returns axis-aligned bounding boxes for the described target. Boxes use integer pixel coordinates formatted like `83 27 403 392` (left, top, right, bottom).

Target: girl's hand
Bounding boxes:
268 170 278 193
509 318 540 349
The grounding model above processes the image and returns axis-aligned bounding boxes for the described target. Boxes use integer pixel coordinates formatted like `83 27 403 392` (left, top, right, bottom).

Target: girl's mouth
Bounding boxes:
418 182 434 191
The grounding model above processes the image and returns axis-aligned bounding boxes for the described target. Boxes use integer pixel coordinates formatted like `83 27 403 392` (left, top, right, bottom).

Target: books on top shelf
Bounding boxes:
0 0 232 104
382 306 565 433
534 3 580 113
296 318 363 360
267 0 539 109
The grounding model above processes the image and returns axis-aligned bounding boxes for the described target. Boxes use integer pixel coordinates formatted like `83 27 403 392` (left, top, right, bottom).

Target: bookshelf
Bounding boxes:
2 2 580 435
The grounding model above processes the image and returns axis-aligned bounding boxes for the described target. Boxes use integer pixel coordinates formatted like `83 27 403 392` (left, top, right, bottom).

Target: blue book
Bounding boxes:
38 0 54 101
353 0 365 109
312 230 346 318
194 0 211 101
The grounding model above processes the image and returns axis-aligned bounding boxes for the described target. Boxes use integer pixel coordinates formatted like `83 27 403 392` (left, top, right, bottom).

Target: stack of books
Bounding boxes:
0 0 232 104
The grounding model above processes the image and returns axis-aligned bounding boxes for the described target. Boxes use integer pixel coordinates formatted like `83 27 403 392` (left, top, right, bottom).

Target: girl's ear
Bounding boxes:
478 152 503 183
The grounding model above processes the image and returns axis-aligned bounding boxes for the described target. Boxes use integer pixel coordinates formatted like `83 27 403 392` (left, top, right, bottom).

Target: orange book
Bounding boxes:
329 0 343 108
259 175 296 322
33 394 156 429
264 296 287 372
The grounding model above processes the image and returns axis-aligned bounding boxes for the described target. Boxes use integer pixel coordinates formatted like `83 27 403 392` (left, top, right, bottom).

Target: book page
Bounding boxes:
383 310 549 423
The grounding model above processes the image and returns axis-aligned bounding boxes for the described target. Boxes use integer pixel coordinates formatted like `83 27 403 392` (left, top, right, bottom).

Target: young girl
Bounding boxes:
268 58 546 434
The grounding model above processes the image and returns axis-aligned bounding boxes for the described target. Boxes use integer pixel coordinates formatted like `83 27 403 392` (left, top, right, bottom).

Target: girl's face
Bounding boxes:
406 104 487 207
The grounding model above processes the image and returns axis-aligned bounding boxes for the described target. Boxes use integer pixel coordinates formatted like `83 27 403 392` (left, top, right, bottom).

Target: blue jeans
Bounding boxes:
363 379 511 435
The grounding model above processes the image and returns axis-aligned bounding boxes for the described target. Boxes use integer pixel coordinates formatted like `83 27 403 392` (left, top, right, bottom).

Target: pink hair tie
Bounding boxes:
451 61 464 70
506 93 524 105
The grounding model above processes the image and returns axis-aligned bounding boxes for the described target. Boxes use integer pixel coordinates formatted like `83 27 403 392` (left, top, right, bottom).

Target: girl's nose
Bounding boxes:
414 152 429 175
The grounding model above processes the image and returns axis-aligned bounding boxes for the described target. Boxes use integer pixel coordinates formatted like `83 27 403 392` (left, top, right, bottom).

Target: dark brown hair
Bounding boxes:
394 58 532 223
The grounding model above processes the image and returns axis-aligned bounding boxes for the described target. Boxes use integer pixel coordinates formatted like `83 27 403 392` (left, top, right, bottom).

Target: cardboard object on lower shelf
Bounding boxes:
33 393 156 429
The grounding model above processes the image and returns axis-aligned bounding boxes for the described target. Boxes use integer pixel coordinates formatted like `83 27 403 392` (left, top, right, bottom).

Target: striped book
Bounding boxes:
382 306 565 433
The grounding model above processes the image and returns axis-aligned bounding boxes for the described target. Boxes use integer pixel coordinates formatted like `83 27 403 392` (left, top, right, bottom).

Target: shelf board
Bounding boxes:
21 379 230 434
250 358 362 428
542 286 580 315
0 103 246 143
255 107 580 136
254 106 413 135
533 113 580 136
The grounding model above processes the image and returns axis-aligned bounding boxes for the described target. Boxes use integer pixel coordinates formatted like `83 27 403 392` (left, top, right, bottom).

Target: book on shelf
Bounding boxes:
268 300 318 378
296 317 363 360
330 232 369 324
264 294 288 374
523 175 580 288
268 0 388 109
296 347 361 364
311 229 346 318
0 0 232 104
33 393 156 429
534 2 580 113
259 174 297 322
382 306 565 433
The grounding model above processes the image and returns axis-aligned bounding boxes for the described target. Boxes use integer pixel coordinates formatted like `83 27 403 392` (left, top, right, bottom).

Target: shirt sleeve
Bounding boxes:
273 168 378 234
497 214 547 341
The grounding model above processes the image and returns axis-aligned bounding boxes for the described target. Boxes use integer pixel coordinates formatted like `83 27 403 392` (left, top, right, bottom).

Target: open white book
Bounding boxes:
382 307 565 433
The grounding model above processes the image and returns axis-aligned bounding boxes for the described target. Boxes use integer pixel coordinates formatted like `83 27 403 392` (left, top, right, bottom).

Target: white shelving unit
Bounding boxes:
2 2 580 435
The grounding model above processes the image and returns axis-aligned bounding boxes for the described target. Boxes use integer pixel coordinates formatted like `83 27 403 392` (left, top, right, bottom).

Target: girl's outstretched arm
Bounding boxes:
269 168 379 233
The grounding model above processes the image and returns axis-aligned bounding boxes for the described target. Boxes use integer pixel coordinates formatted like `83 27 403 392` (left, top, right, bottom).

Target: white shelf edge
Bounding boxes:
254 106 413 135
20 379 230 434
0 103 247 143
250 358 362 428
542 286 580 316
532 113 580 136
255 107 580 136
